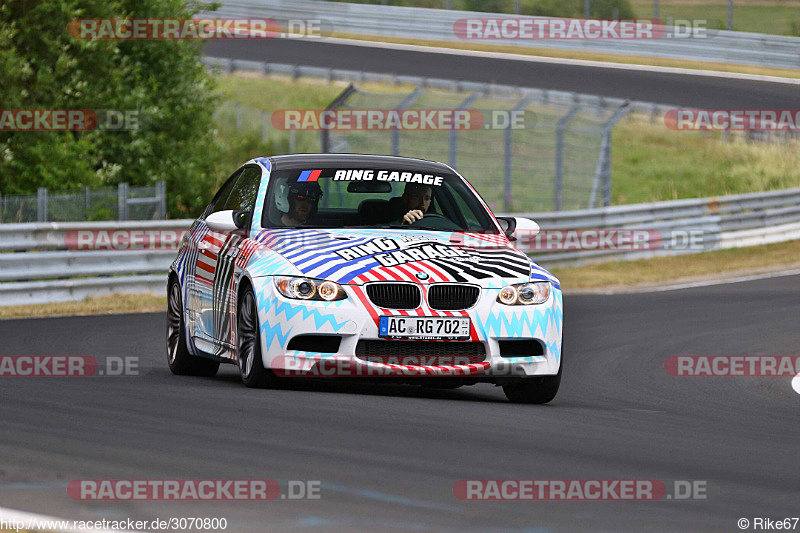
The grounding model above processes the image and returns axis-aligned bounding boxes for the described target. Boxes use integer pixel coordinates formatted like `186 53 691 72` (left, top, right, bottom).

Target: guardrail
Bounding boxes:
0 220 191 305
209 0 800 70
1 188 799 306
509 187 800 265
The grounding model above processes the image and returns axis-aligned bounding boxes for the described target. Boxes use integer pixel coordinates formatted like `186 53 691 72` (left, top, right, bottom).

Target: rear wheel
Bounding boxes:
502 355 562 404
237 286 274 388
167 278 219 377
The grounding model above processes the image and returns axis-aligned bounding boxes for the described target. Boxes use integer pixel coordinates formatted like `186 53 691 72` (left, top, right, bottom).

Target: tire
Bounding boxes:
167 278 219 377
236 285 274 388
502 354 562 404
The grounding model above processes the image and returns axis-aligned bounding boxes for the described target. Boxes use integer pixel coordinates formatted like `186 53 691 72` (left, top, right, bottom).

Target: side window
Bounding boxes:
220 165 261 213
204 169 244 218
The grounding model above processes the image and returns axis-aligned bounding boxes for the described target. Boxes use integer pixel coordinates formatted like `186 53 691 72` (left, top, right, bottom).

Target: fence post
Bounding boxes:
235 103 242 132
321 83 358 153
156 181 167 220
261 111 269 143
503 95 535 212
450 92 480 170
392 88 425 156
118 183 129 221
650 103 658 124
554 104 582 211
727 0 733 30
84 186 90 218
320 127 329 153
589 102 630 208
37 187 48 222
289 130 296 153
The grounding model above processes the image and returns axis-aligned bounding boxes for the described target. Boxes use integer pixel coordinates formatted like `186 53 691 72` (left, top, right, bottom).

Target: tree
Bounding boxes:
0 0 221 217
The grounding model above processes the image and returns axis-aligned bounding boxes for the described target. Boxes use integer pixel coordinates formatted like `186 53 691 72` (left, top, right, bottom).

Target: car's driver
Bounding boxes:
281 182 322 226
396 183 432 224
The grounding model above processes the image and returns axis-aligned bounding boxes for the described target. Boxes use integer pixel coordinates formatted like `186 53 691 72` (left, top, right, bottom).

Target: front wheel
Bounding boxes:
502 356 562 404
236 286 275 388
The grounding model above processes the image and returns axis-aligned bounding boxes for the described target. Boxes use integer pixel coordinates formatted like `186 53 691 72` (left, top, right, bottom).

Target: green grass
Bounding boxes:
215 75 346 112
629 0 800 36
611 115 800 204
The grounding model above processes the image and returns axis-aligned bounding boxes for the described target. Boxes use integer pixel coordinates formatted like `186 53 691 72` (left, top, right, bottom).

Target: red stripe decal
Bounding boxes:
352 286 380 328
197 261 216 274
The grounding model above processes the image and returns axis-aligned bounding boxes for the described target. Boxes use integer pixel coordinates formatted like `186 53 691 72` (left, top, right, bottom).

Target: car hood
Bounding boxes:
248 227 560 289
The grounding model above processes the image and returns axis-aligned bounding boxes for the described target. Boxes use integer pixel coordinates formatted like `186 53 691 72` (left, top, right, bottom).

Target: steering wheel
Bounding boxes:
410 212 460 230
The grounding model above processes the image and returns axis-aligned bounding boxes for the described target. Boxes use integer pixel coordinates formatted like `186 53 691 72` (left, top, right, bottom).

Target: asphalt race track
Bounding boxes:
204 38 800 108
0 274 798 532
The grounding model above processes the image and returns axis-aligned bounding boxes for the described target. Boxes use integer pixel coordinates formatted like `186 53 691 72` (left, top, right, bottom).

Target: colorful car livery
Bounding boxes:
167 154 563 403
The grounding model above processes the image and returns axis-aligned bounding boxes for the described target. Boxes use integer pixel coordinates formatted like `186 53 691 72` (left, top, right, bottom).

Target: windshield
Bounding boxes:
261 166 499 232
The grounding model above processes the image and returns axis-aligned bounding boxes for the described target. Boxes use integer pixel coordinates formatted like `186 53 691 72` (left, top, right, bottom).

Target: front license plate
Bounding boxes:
379 316 470 340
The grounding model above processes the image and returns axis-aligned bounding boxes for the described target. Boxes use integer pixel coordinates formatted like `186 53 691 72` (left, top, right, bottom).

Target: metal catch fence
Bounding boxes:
0 182 166 223
322 85 629 212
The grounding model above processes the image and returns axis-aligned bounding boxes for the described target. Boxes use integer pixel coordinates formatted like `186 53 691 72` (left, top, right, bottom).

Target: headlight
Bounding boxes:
496 282 550 305
274 276 347 302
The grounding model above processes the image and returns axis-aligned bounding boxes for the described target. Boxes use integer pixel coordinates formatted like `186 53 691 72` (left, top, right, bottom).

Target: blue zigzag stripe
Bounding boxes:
255 289 350 350
475 307 555 340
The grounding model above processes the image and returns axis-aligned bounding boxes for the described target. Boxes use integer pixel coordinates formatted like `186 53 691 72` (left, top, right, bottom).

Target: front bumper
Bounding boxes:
252 277 563 381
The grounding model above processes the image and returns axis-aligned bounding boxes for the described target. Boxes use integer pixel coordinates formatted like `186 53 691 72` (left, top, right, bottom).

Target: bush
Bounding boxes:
0 0 222 218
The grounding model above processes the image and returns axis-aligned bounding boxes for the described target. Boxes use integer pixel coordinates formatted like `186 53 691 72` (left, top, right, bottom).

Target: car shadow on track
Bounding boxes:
187 366 519 404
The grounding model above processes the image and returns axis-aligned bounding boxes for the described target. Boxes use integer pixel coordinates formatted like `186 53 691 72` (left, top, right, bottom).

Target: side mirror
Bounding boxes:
513 217 539 237
497 216 539 240
205 210 249 232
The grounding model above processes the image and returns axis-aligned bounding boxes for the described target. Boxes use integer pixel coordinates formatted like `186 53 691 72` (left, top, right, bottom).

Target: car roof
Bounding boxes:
267 154 455 174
